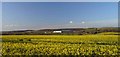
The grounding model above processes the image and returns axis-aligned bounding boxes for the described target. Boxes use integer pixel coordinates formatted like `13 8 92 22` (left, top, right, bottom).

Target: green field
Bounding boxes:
1 34 119 56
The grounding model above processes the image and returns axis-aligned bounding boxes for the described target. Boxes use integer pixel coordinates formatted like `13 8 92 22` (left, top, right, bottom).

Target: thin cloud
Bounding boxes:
81 21 85 24
69 21 73 24
4 24 16 27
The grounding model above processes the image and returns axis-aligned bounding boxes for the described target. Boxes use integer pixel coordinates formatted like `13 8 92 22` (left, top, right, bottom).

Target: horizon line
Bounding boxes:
1 26 119 32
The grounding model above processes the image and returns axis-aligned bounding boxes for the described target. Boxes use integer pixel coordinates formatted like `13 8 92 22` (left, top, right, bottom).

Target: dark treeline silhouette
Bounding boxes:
1 27 120 35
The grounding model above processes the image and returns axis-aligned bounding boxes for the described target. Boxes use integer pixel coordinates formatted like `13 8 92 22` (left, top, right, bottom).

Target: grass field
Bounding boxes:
1 34 119 56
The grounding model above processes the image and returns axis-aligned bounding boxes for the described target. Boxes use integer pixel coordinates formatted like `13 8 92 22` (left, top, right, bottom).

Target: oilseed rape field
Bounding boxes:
1 34 119 56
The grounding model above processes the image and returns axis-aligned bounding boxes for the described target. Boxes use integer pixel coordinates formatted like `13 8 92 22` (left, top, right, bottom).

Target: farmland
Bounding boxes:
1 34 119 56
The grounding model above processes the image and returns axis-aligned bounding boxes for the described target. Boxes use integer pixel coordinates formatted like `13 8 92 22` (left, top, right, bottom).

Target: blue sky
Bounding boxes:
2 2 118 31
2 0 119 2
0 2 2 31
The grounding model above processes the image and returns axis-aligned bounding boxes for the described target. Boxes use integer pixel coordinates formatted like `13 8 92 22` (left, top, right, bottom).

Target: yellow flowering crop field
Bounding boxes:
1 34 119 56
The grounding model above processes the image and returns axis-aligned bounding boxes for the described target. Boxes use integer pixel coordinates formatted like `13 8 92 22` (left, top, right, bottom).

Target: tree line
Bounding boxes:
1 27 119 35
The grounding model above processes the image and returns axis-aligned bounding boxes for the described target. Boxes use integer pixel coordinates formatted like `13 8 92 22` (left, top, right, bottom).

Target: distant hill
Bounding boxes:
1 27 119 35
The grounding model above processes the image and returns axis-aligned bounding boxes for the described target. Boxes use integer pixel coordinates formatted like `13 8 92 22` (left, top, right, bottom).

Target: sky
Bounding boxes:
1 0 119 2
2 2 118 31
0 2 2 31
